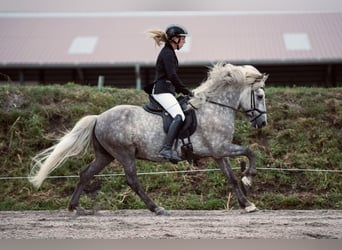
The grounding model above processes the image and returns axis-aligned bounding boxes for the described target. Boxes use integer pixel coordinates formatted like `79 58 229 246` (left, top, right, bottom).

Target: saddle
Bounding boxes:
143 95 197 163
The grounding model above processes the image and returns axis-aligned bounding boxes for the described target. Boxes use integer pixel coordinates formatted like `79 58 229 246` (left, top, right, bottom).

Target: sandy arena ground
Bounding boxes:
0 209 341 239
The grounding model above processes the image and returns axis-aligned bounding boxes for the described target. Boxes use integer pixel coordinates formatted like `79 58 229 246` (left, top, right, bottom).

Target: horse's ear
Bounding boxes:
257 73 268 82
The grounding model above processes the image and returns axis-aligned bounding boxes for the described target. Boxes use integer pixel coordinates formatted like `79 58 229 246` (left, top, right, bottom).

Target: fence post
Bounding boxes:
98 75 105 89
135 64 141 90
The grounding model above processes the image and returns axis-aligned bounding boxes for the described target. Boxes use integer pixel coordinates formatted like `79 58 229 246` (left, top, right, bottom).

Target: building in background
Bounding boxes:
1 0 342 87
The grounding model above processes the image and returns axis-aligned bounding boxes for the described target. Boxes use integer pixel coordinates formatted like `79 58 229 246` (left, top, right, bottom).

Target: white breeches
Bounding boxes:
152 93 185 121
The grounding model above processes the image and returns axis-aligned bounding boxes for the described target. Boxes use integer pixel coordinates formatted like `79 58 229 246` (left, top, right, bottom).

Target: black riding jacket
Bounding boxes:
152 43 188 95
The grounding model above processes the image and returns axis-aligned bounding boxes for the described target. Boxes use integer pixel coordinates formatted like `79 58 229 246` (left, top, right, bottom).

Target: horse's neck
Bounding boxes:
215 89 241 109
194 93 237 143
198 89 241 122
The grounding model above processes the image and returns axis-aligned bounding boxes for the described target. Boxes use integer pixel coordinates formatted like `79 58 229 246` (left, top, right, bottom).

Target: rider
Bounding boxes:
145 24 193 162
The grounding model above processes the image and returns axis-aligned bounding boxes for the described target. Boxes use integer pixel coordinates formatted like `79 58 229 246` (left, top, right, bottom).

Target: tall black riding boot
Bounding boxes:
159 114 183 162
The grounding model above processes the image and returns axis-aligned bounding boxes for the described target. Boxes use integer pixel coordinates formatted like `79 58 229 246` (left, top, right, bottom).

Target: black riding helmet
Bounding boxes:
165 25 188 40
165 25 188 49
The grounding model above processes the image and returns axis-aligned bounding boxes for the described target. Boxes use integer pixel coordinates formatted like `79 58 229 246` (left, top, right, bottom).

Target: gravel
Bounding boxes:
1 209 341 239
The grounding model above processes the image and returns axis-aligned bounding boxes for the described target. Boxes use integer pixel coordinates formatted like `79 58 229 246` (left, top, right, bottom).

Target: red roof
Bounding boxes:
1 1 342 67
1 0 341 12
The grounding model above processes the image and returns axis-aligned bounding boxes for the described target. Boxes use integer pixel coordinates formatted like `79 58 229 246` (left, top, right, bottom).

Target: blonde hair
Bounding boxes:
146 28 168 47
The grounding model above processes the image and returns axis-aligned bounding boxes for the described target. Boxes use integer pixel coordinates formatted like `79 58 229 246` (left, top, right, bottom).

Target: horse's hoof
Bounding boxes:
76 206 86 216
241 176 252 187
244 203 258 213
75 206 96 216
155 207 170 216
68 202 79 212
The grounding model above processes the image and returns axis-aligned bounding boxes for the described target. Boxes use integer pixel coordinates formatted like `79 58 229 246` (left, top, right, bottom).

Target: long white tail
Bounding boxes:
28 115 98 188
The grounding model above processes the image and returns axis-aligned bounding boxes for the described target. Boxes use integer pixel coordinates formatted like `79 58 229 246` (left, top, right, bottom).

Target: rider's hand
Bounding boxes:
181 88 193 97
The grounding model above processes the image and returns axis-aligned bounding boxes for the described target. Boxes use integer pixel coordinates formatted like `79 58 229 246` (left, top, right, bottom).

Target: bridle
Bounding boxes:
244 87 267 123
206 86 267 122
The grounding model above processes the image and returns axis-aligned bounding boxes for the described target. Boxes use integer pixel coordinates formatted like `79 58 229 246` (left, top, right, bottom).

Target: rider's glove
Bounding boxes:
180 88 193 97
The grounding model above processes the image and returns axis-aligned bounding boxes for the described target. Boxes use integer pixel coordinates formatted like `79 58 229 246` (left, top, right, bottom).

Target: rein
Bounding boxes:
207 100 239 112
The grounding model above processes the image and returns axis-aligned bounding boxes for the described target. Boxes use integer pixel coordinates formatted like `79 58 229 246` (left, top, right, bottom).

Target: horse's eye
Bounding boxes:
257 95 263 101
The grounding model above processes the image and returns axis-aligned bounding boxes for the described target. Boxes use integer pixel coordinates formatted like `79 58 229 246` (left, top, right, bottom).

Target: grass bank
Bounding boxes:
0 84 341 211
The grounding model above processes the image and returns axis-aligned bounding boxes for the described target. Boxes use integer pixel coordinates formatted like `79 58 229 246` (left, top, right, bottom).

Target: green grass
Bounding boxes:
0 84 341 211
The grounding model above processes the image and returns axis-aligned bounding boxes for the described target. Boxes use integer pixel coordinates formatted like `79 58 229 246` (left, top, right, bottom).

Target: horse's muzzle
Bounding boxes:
251 114 267 129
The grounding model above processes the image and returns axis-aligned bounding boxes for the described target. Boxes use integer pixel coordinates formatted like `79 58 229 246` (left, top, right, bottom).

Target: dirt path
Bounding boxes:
0 209 341 239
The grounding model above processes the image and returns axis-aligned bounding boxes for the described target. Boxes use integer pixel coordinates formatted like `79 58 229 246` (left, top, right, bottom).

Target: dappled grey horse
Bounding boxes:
29 63 268 215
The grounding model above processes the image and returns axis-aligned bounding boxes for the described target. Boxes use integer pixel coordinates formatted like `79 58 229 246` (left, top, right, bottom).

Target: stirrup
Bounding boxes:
159 148 182 162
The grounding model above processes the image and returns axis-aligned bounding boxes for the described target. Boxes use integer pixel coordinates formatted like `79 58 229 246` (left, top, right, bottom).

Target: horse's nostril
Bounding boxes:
261 121 266 127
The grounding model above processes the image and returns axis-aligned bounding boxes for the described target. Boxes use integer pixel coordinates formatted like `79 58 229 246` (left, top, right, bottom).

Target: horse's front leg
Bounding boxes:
215 158 257 212
223 144 257 184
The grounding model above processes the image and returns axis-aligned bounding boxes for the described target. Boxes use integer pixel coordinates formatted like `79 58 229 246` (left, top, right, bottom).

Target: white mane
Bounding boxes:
190 63 266 108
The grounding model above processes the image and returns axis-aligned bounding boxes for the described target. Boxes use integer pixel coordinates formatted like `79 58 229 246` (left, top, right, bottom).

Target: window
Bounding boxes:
68 36 98 54
283 33 311 51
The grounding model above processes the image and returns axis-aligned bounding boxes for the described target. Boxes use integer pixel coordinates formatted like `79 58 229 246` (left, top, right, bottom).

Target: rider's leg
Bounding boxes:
152 93 185 161
159 114 183 161
152 93 185 121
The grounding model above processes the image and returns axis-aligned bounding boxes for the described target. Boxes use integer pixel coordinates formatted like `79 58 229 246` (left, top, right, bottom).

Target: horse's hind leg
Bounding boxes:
216 158 257 212
120 156 169 216
68 137 114 212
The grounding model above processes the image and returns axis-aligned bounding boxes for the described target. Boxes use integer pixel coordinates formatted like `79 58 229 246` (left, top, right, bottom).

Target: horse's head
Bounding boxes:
191 63 268 129
239 73 268 129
